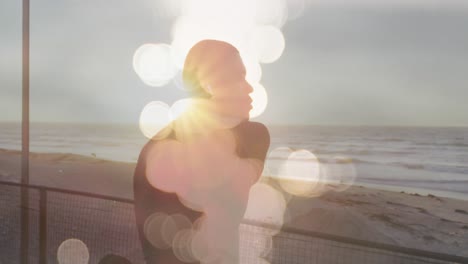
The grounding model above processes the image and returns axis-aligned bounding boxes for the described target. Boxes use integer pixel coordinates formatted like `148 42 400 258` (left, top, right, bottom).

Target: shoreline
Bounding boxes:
2 147 468 201
1 148 468 257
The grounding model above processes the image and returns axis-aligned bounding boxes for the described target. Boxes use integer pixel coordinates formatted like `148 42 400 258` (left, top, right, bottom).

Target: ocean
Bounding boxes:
1 122 468 199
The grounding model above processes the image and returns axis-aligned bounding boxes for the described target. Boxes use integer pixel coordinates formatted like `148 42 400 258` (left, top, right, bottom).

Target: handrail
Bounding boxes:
242 219 468 264
2 180 468 264
0 180 134 204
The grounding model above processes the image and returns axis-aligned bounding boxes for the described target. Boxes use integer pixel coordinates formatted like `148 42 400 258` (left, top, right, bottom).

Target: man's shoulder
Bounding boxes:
236 121 269 138
234 121 270 160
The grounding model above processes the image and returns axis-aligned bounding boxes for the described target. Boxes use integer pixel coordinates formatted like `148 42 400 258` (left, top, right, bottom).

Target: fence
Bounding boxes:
1 180 467 264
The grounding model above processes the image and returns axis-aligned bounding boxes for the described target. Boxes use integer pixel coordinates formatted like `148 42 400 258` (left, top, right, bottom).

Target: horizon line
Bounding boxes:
0 121 467 128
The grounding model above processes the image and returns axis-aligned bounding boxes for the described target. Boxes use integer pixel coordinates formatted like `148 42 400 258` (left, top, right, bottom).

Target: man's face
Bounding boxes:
205 54 253 119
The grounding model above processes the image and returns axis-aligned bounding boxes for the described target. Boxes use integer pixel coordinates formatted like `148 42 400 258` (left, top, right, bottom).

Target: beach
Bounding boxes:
1 148 467 261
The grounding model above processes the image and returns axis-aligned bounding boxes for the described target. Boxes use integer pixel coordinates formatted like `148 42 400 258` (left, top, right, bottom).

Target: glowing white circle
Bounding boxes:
241 53 263 84
57 239 89 264
171 14 251 71
170 98 193 121
322 156 356 192
133 43 177 87
254 0 288 28
278 149 325 197
266 147 293 178
144 212 171 249
139 101 171 139
250 26 285 64
244 182 286 234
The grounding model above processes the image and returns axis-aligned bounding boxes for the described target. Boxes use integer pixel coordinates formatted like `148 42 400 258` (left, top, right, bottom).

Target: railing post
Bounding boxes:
39 189 47 264
21 0 30 263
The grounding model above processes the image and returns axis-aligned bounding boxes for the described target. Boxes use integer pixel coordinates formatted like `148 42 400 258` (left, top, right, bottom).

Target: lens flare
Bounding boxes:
170 98 193 121
322 156 356 192
162 214 193 247
241 53 263 84
172 229 196 262
244 182 286 235
190 228 218 263
249 83 268 119
278 149 325 197
254 0 288 28
249 25 285 64
266 147 293 177
133 43 178 87
144 212 171 249
57 239 89 264
173 69 191 91
139 101 171 139
171 16 247 69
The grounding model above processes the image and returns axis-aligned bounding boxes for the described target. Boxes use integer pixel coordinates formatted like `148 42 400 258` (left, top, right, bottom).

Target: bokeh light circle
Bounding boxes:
250 26 285 64
244 182 286 235
249 83 268 119
170 98 193 121
254 0 288 28
143 212 171 249
241 53 263 84
171 16 207 69
278 149 325 197
171 16 247 70
172 229 196 263
162 214 193 247
57 239 90 264
266 147 293 178
190 228 217 263
173 70 191 91
322 156 356 192
139 101 171 139
133 43 178 87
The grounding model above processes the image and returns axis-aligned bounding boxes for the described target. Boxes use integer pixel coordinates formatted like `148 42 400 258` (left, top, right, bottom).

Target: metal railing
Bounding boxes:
1 180 467 264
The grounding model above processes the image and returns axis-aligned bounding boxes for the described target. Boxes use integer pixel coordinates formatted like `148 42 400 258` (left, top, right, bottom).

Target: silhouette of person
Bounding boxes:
133 40 270 263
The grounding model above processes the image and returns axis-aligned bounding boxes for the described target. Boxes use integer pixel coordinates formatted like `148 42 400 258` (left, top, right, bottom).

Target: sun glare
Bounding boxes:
170 98 193 121
134 0 302 123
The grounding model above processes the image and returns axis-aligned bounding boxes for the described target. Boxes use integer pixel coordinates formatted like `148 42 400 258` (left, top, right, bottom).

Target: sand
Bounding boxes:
0 148 135 199
1 148 468 261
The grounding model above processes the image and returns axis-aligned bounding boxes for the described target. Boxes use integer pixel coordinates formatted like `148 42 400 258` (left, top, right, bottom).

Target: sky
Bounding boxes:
1 0 468 126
